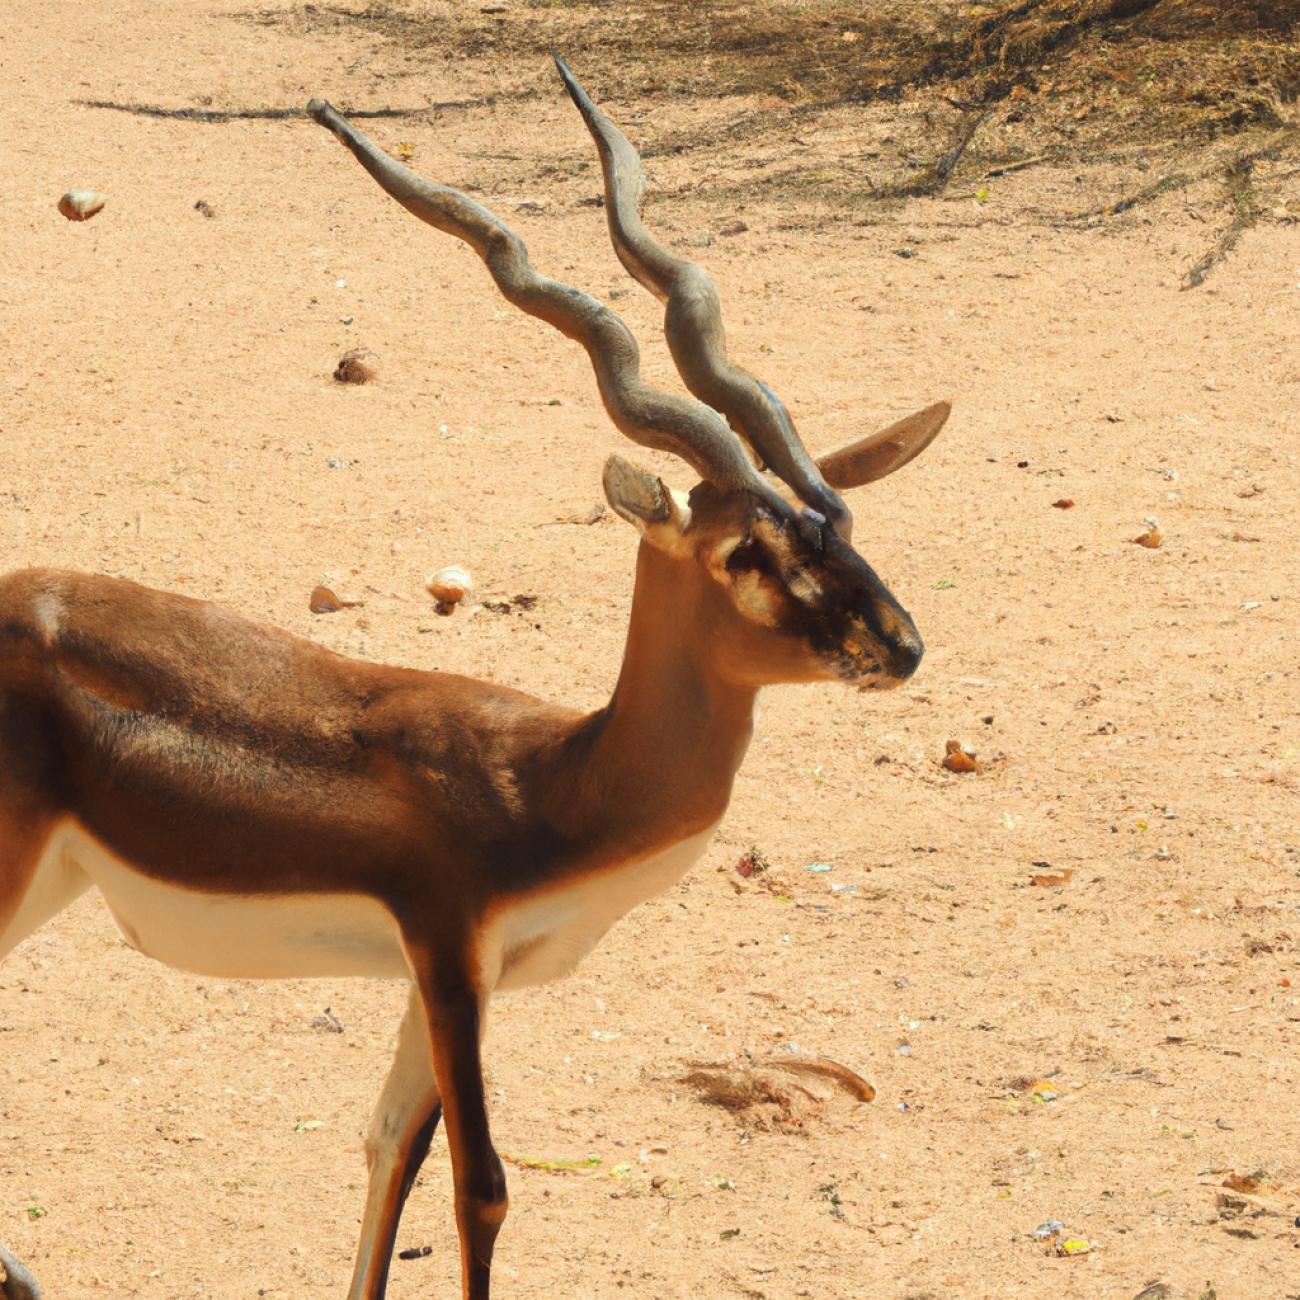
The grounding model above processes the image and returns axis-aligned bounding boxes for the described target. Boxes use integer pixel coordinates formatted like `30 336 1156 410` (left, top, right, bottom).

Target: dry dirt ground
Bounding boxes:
3 3 1300 1299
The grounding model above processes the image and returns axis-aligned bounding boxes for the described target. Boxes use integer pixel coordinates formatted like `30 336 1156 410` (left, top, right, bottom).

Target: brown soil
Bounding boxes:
3 3 1300 1299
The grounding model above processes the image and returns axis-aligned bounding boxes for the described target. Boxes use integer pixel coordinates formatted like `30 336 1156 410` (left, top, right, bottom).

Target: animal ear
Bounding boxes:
602 455 691 550
815 400 950 490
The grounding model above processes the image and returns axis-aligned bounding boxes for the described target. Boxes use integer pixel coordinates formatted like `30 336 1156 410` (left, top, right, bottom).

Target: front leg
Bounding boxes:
347 984 442 1300
408 946 508 1300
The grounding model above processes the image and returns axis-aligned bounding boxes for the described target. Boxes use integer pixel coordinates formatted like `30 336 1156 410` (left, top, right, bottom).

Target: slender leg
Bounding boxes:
0 1242 42 1300
347 984 443 1300
409 955 507 1300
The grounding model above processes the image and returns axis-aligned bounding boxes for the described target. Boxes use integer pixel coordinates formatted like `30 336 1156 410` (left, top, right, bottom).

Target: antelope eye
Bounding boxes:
725 538 775 578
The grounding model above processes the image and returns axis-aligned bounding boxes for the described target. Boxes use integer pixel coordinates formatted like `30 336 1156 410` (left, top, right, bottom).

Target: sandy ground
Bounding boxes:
3 4 1300 1299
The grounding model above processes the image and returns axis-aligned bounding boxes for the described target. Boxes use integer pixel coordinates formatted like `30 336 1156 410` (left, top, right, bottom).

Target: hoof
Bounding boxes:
0 1244 41 1300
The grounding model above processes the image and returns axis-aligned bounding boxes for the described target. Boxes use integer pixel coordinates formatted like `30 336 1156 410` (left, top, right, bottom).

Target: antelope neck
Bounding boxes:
559 540 757 853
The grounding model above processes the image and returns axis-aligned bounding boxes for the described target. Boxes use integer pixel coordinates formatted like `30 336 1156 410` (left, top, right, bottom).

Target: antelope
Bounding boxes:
0 59 948 1300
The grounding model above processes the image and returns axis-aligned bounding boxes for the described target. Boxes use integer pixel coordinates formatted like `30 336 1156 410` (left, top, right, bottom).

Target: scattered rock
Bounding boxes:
309 584 364 614
58 189 105 221
194 199 216 218
550 503 608 525
425 565 474 612
718 220 748 236
333 348 378 384
1051 498 1075 509
1030 867 1073 888
942 739 981 773
1134 520 1164 548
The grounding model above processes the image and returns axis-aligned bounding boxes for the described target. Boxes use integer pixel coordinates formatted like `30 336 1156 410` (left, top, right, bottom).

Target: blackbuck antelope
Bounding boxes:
0 59 948 1300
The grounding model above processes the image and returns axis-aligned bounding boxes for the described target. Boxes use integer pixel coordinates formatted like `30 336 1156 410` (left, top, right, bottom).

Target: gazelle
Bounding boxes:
0 60 948 1300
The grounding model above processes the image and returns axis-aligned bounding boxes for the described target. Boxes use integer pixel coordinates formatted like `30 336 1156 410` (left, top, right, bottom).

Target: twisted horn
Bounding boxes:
307 97 802 526
554 57 851 540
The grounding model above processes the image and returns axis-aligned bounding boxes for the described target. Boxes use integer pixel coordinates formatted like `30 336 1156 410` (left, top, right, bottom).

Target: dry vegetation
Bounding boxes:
258 0 1300 141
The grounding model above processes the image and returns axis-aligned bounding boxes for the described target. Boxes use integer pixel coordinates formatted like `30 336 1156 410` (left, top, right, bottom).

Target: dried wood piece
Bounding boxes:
755 1053 876 1103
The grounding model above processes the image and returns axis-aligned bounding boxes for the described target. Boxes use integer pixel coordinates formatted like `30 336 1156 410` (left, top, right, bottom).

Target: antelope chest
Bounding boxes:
486 824 718 993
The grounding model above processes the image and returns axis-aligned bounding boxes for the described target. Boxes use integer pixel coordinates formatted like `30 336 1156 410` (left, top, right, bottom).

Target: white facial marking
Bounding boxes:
667 488 693 532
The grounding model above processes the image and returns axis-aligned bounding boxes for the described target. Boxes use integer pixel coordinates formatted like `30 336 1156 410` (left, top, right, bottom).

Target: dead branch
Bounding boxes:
985 154 1051 177
1180 130 1299 288
886 109 991 199
77 99 481 123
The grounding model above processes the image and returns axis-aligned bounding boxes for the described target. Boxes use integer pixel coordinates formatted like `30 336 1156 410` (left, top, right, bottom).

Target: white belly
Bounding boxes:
484 823 717 992
2 820 409 979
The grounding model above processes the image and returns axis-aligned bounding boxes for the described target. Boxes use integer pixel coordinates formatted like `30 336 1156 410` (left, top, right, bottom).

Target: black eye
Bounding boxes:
726 539 775 578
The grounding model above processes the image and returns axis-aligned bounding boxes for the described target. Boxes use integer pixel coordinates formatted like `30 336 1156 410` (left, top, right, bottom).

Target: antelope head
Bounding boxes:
309 59 948 692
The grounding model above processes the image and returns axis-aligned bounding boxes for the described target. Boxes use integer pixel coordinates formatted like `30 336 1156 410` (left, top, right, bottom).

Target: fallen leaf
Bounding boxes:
1055 1237 1092 1256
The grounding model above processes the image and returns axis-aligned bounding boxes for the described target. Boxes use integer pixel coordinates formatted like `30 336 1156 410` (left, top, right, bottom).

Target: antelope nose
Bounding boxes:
852 567 925 683
885 618 924 681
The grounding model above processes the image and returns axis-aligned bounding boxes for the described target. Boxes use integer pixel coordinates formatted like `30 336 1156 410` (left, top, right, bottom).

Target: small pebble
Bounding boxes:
309 584 364 614
58 189 106 221
334 348 377 384
426 565 474 609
